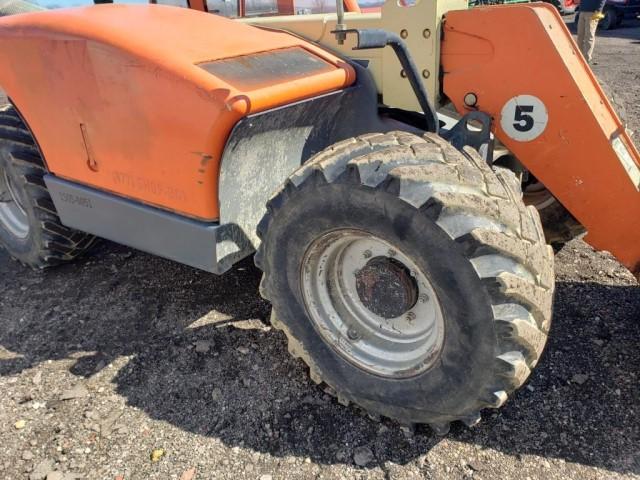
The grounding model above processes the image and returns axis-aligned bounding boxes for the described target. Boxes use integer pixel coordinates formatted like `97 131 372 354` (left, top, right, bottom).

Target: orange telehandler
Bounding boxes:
0 0 637 433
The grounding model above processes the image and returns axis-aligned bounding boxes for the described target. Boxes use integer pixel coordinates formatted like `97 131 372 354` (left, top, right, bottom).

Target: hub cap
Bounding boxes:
0 169 29 239
301 229 445 378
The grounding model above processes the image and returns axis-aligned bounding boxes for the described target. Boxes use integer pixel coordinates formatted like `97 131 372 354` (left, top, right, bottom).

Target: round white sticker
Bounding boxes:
500 95 548 142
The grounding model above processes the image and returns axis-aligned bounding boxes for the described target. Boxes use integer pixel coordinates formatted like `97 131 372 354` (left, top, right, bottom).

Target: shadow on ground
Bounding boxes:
1 241 639 474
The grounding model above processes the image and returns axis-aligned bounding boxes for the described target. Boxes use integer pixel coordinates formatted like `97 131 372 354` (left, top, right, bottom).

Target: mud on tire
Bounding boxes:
0 104 95 268
255 131 554 432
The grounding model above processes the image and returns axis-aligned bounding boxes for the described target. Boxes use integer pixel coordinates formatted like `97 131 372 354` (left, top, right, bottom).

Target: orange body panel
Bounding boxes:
344 0 362 13
0 5 354 220
442 4 640 273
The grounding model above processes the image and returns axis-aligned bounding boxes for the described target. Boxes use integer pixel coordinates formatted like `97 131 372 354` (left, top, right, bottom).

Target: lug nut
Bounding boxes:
363 249 372 259
347 328 360 341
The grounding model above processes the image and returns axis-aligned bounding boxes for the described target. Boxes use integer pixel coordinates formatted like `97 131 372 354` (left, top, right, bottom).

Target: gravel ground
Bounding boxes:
1 16 639 480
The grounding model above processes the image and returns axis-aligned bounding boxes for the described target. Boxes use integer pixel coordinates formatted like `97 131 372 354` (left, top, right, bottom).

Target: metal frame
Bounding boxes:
45 175 249 274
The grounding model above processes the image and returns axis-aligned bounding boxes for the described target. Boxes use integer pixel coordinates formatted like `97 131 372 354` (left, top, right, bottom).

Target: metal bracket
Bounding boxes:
441 111 494 164
331 28 439 134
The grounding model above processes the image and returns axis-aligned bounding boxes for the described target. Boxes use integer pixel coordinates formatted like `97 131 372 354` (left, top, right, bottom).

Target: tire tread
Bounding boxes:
0 104 95 268
256 130 554 429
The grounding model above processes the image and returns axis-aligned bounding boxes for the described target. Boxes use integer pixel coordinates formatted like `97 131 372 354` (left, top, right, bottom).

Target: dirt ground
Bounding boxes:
1 16 640 480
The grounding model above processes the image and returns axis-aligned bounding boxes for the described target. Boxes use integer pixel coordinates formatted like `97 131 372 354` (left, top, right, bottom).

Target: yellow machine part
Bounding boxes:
244 0 467 110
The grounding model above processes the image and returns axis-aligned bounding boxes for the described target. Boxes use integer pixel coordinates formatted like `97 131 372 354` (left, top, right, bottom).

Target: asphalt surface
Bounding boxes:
1 15 639 480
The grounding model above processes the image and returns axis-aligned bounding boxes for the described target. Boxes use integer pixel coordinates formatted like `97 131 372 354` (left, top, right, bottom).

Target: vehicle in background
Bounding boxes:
574 0 640 29
546 0 579 14
468 0 529 6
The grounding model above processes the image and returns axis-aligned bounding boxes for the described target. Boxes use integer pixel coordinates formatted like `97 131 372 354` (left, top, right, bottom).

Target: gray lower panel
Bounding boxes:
45 175 251 274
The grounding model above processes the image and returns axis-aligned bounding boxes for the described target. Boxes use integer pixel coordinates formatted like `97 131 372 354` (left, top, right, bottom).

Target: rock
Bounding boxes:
180 467 197 480
60 385 89 401
15 419 26 430
259 475 273 480
46 472 64 480
571 374 589 385
194 340 212 353
335 448 349 462
211 388 222 401
150 448 165 462
99 410 123 436
33 371 43 386
236 346 250 355
353 446 374 467
29 459 55 480
400 426 414 438
22 451 35 461
467 461 482 472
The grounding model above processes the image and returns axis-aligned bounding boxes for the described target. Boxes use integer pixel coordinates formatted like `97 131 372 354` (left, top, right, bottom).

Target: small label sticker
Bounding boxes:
612 136 640 191
500 95 548 142
59 191 92 209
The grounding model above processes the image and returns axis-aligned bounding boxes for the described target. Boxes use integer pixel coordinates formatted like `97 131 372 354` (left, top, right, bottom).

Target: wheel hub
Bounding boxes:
301 229 445 379
355 256 419 319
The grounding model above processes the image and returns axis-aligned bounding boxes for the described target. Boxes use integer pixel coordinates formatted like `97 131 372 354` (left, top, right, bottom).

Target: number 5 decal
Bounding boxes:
500 95 548 142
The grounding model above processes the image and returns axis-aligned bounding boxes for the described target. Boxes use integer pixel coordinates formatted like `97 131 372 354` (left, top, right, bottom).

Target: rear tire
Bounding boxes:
0 104 96 268
256 131 554 430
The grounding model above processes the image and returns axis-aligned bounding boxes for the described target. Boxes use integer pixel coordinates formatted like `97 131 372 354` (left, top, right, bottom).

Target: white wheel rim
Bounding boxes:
301 229 445 379
0 169 29 239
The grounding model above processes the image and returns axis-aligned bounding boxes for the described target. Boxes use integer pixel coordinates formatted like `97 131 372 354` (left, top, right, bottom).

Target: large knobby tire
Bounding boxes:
0 104 96 268
256 131 554 432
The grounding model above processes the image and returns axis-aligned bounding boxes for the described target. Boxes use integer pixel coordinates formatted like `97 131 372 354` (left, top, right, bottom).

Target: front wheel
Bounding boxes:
256 131 554 431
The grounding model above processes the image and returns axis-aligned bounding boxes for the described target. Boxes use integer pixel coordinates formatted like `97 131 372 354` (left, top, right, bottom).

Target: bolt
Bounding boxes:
363 249 372 259
388 249 397 257
347 328 360 341
406 312 416 322
400 29 408 39
400 69 407 78
464 92 478 107
422 69 430 79
423 28 431 39
419 293 429 303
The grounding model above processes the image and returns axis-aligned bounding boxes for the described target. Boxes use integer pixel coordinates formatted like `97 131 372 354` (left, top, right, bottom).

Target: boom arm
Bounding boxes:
442 4 640 275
